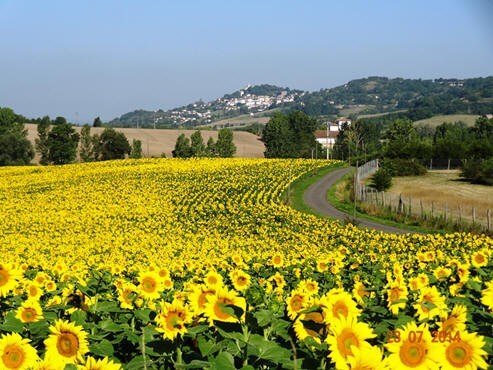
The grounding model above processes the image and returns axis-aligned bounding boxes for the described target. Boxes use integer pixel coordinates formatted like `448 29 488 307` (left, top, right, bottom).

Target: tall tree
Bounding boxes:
172 134 192 158
93 117 103 127
79 124 95 162
216 128 236 157
98 128 131 160
262 112 293 158
262 111 321 158
0 108 34 166
205 137 216 157
130 139 143 159
47 123 80 164
35 116 51 165
190 130 206 157
53 116 67 125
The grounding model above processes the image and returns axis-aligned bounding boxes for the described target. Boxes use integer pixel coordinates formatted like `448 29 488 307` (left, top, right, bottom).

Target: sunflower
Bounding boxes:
325 315 376 370
456 263 470 284
298 279 319 297
437 304 467 334
230 269 251 292
137 270 163 300
204 270 223 288
352 281 371 306
386 281 408 315
480 280 493 311
271 254 284 268
433 266 452 282
293 304 326 343
78 356 122 370
116 282 138 309
0 263 21 298
471 250 488 268
385 321 441 370
204 287 246 325
187 283 216 317
413 286 447 321
0 333 39 370
439 331 488 370
24 281 44 300
346 344 385 370
15 299 44 323
155 300 192 340
323 288 361 321
43 319 89 366
269 272 286 291
286 289 309 320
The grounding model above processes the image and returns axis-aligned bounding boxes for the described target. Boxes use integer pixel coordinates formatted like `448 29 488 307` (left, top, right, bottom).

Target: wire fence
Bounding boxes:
355 159 492 233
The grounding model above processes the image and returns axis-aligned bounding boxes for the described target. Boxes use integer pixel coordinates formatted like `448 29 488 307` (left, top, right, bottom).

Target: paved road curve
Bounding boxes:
303 167 415 234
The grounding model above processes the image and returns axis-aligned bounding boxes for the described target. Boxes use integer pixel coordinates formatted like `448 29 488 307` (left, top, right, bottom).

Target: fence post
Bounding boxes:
420 200 424 219
444 202 448 222
472 207 476 225
431 201 434 218
488 209 492 231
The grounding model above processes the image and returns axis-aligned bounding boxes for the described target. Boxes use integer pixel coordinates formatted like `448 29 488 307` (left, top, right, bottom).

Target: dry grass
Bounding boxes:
25 124 265 163
414 114 479 128
387 170 493 224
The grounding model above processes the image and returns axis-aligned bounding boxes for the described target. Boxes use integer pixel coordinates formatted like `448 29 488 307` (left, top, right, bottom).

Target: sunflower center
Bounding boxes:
333 301 348 319
214 298 234 320
399 341 426 367
337 328 359 357
290 296 303 311
0 269 9 287
445 342 472 367
389 288 400 301
21 308 37 322
208 276 218 285
2 344 25 368
237 276 246 285
142 277 156 293
166 312 183 331
56 332 79 357
474 254 485 264
198 290 213 309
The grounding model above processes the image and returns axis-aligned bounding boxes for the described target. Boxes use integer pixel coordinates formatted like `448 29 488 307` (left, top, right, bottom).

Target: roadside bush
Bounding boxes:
370 167 392 191
384 158 427 176
462 157 493 185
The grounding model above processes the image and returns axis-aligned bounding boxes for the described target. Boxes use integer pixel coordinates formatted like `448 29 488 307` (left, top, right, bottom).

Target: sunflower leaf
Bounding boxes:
90 339 114 357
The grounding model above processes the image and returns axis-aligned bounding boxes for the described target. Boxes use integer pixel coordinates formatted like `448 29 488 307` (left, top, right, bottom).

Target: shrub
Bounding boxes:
371 167 392 191
384 158 427 176
462 157 493 185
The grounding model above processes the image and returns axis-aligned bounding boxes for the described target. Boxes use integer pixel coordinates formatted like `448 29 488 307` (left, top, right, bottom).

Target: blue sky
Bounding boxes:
0 0 492 123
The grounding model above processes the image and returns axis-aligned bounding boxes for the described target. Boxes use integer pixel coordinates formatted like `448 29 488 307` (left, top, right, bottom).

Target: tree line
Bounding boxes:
0 108 142 166
333 115 493 187
172 128 236 158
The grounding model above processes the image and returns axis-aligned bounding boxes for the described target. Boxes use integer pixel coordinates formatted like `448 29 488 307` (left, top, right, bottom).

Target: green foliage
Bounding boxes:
383 158 427 177
79 124 95 162
98 128 131 160
53 116 67 125
461 158 493 185
206 137 217 157
262 111 320 158
190 130 206 157
93 116 103 127
172 134 192 158
216 128 236 158
130 139 143 159
0 108 34 166
371 167 392 191
35 116 51 165
47 123 80 164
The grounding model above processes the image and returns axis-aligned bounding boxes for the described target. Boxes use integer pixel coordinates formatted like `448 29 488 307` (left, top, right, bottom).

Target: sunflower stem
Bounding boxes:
141 327 147 370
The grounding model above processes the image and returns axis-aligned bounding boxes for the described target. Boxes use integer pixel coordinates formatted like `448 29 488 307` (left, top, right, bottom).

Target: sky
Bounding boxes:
1 0 492 123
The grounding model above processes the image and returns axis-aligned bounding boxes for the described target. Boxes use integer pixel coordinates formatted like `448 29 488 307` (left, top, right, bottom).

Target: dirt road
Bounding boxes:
303 167 415 234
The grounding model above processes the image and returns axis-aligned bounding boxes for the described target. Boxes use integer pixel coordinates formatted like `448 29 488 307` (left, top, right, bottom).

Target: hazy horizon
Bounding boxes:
1 0 492 123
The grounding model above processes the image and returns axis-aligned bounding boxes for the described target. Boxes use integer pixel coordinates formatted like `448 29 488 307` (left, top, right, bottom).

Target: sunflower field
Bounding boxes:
0 158 491 370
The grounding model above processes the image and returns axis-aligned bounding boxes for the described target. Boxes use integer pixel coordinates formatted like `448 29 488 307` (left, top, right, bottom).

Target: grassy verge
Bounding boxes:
284 162 346 217
326 170 446 234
